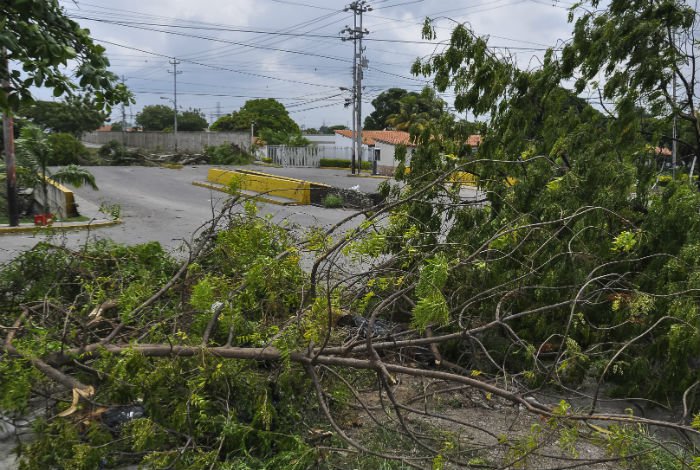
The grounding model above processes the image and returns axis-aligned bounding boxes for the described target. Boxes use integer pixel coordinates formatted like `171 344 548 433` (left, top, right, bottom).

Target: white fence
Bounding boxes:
267 145 372 167
268 145 321 167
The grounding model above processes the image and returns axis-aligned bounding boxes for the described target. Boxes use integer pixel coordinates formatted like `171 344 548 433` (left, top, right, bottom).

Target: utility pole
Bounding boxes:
672 72 677 179
1 48 19 226
342 1 371 174
168 58 182 153
120 75 127 144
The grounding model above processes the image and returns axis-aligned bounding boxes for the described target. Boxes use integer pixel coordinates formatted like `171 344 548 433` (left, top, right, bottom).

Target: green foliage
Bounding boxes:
211 99 300 136
387 86 448 134
318 124 348 134
364 88 410 130
177 108 208 131
19 96 107 136
598 424 690 470
47 133 88 165
15 124 98 206
364 87 453 133
322 194 343 208
136 104 175 131
135 105 209 132
0 231 320 468
259 129 310 146
412 254 450 331
204 143 254 165
0 0 132 111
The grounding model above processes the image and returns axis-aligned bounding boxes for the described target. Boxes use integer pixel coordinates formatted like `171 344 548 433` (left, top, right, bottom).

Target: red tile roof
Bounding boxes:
335 130 482 148
467 134 481 147
335 129 413 146
96 125 113 132
656 147 672 156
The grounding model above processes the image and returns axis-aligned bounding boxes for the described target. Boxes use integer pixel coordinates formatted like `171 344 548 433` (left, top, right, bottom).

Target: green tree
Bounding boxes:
560 0 700 158
398 0 700 402
386 87 447 133
259 129 310 146
47 133 88 166
319 124 348 134
1 0 130 225
135 105 175 131
364 87 409 130
211 98 299 136
0 0 130 111
16 125 98 213
177 108 208 131
19 96 107 137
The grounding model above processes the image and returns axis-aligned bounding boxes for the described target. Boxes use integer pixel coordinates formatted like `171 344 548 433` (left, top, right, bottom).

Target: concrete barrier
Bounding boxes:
34 178 78 218
207 168 329 205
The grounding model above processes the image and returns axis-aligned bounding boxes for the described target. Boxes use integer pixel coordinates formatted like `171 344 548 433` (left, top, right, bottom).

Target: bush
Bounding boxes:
319 158 372 170
657 173 699 186
47 133 87 165
322 193 343 208
204 143 254 165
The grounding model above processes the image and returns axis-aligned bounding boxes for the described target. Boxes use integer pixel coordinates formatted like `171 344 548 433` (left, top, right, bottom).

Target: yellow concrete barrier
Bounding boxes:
449 171 479 186
207 168 313 205
37 177 78 218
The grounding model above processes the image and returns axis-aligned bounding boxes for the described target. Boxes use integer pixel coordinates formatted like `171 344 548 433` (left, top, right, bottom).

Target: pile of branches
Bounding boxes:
0 177 698 469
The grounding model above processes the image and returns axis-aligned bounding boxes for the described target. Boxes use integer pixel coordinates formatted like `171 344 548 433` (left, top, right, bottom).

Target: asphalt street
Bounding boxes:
0 166 375 264
0 165 483 264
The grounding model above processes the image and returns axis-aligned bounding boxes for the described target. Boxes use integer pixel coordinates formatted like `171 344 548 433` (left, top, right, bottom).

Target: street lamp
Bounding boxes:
160 96 178 153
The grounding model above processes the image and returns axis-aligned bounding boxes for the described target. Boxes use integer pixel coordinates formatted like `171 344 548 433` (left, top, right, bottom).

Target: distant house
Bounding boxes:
467 134 481 149
334 129 415 175
96 125 113 132
332 129 482 175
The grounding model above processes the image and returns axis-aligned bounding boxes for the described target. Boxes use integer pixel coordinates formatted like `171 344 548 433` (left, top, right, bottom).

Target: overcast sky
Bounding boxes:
53 0 575 129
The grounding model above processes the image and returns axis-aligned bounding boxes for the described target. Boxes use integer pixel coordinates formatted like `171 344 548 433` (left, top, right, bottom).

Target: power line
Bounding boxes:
74 16 354 64
94 37 341 88
74 15 553 52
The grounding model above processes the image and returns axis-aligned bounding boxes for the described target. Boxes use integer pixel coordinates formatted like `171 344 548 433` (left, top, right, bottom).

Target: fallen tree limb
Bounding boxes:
16 341 696 436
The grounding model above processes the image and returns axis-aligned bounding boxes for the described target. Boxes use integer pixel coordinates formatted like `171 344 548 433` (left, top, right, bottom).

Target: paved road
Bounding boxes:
0 166 366 264
0 165 483 264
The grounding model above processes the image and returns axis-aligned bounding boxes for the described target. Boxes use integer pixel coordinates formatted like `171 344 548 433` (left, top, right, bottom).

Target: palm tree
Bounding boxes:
386 87 447 134
15 124 98 215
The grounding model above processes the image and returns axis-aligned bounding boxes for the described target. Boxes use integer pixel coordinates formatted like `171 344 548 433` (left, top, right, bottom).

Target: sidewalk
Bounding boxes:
0 193 120 235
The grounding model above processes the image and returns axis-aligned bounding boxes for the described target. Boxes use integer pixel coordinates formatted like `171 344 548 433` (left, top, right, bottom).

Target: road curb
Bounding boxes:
0 218 122 235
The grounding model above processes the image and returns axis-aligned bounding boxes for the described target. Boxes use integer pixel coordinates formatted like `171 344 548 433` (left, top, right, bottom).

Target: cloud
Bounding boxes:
54 0 580 127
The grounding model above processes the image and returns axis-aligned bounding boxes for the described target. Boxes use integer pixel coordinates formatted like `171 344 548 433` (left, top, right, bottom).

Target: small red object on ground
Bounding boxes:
33 213 54 226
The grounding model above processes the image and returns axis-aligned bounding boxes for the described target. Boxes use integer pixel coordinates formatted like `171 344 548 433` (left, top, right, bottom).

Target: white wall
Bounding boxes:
82 131 250 153
375 141 415 169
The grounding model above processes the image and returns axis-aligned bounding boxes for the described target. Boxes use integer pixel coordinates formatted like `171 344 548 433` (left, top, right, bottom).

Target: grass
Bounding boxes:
323 194 344 208
0 216 35 225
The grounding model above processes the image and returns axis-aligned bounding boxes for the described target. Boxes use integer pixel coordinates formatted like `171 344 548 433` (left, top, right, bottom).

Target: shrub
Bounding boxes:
319 158 372 170
47 133 87 165
204 143 254 165
261 157 273 164
322 194 343 208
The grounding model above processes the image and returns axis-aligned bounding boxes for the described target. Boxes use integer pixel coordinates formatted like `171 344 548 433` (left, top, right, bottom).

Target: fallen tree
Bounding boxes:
4 1 700 468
